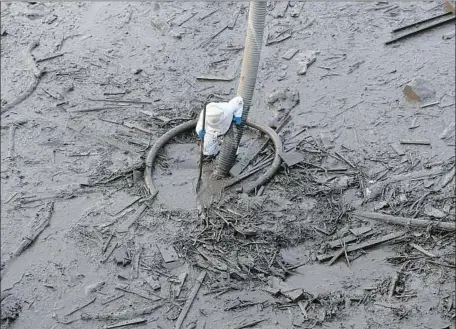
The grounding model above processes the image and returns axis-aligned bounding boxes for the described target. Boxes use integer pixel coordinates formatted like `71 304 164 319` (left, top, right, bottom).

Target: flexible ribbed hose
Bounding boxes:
213 1 267 177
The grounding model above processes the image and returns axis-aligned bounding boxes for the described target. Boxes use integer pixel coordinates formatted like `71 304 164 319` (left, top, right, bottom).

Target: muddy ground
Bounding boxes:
1 1 455 329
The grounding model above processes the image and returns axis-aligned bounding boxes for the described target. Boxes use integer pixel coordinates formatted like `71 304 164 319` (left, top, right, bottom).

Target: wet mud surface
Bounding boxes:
1 2 455 329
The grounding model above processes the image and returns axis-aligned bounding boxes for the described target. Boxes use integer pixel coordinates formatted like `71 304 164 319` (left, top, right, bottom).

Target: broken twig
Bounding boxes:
352 211 455 231
175 271 206 329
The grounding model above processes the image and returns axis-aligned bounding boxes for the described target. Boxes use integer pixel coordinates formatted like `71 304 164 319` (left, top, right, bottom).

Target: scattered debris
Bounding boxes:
390 143 405 156
365 168 442 201
327 235 357 249
175 271 206 329
266 29 292 45
410 243 437 258
116 204 149 233
282 48 299 60
386 12 455 45
349 226 372 236
327 247 346 266
115 284 161 302
81 304 162 321
64 297 96 316
233 318 267 329
317 231 406 262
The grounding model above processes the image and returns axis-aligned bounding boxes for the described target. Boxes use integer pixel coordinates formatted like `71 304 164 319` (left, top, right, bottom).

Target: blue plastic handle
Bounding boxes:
233 117 242 125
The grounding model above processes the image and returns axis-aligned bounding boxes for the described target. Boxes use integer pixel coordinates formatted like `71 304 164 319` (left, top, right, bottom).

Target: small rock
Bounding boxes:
296 50 318 75
84 281 105 295
443 31 455 40
132 68 143 75
424 205 446 218
113 246 131 266
403 77 436 103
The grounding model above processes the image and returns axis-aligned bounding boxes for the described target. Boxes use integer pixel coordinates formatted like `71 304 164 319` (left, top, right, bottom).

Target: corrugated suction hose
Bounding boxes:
213 1 268 177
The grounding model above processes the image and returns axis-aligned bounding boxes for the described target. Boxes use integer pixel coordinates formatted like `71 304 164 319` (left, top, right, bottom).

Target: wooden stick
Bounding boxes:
352 211 455 231
13 201 54 258
400 140 431 145
103 318 146 329
318 231 406 262
64 297 96 316
410 243 437 258
327 248 345 266
175 271 206 329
